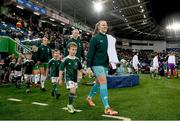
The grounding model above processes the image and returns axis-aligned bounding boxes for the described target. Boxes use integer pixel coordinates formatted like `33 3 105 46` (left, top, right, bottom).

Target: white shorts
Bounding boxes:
127 68 132 73
14 71 22 77
10 71 15 77
150 67 158 72
66 81 78 89
24 74 32 81
51 77 59 83
133 65 138 70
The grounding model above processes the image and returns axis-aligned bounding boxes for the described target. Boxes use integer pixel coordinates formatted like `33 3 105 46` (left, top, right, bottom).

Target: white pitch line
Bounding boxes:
62 107 82 112
32 102 48 106
102 114 131 121
8 98 22 102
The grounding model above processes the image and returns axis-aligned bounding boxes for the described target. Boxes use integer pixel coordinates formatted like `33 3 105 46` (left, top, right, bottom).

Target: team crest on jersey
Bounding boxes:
75 62 77 66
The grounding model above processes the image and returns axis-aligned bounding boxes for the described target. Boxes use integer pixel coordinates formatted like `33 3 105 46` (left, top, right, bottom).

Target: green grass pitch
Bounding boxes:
0 74 180 120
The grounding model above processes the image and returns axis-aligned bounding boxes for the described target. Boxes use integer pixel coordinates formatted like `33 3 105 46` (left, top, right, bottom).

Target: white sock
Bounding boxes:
31 75 35 83
34 74 40 84
41 81 44 88
40 75 45 88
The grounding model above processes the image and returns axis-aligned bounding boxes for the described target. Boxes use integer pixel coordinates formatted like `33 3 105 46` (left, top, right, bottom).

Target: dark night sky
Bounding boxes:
150 0 180 26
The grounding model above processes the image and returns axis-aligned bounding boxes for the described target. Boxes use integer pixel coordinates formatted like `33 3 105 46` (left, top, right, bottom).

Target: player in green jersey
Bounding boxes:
59 42 87 113
48 49 61 99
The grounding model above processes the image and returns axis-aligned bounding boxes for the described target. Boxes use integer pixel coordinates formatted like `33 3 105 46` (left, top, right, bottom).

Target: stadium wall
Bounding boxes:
0 36 19 57
166 43 180 48
0 36 8 52
116 38 167 52
131 40 166 52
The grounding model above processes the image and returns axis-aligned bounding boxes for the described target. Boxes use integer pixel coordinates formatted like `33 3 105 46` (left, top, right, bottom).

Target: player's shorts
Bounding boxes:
33 65 39 70
10 71 15 77
39 63 49 68
168 63 175 70
127 67 132 73
14 71 22 77
92 66 108 77
150 67 159 72
66 80 78 89
51 77 59 83
133 65 138 70
24 74 32 81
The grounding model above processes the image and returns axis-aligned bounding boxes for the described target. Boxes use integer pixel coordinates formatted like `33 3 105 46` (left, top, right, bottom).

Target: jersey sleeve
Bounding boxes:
31 60 35 66
22 61 26 68
37 46 42 62
59 59 66 71
87 37 96 67
48 59 52 68
78 59 83 70
49 47 52 59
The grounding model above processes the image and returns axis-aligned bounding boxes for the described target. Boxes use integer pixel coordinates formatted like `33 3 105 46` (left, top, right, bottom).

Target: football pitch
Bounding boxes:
0 74 180 120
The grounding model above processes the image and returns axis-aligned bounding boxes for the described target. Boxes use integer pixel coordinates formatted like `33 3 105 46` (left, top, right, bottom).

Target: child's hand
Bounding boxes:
37 61 41 65
81 69 87 75
87 68 94 78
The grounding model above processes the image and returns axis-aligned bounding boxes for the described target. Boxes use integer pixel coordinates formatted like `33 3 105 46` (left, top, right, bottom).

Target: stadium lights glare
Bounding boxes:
41 20 46 23
142 20 146 24
93 1 103 12
166 23 180 31
141 9 144 13
61 23 65 25
33 12 40 16
50 18 55 21
16 5 24 9
125 19 128 22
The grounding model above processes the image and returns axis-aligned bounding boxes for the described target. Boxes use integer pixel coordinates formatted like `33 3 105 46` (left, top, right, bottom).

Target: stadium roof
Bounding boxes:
37 0 180 41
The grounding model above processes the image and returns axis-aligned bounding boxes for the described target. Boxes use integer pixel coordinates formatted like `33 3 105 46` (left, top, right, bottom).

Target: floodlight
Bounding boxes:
93 1 103 12
166 23 180 31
